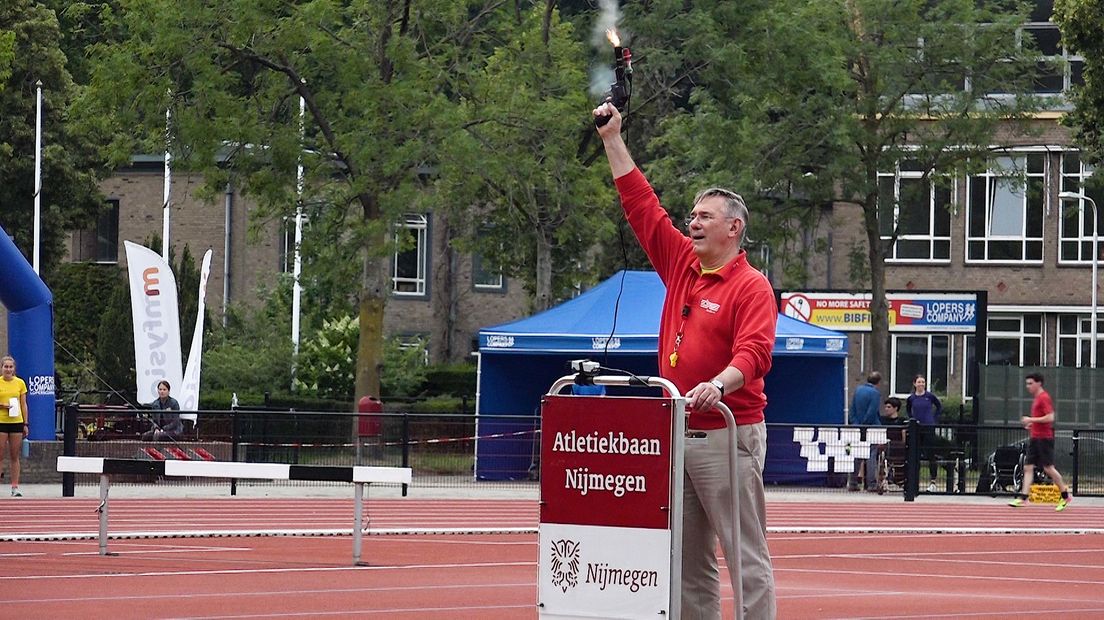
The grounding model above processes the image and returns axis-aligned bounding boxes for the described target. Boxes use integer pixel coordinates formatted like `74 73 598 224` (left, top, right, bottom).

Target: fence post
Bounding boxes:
1071 429 1080 497
904 418 920 501
230 410 241 496
401 413 410 497
62 404 77 497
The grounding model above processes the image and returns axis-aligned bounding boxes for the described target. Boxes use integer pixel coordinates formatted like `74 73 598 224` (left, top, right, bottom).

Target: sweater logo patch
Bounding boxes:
699 298 720 314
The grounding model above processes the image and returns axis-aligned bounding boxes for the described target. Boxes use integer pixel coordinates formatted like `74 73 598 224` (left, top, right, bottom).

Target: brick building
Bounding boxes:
792 118 1099 403
64 157 530 366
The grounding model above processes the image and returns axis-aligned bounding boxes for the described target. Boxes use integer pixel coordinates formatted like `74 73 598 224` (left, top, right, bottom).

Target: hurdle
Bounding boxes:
56 456 412 565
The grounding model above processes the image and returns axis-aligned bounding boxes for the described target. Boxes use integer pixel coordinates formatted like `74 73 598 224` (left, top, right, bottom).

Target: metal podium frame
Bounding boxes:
545 374 742 620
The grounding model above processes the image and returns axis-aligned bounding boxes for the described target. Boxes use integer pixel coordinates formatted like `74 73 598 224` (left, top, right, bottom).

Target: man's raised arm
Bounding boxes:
593 102 635 179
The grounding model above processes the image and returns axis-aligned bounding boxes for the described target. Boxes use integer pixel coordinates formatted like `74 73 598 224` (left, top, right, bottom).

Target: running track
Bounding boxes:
2 498 1103 618
3 498 1102 538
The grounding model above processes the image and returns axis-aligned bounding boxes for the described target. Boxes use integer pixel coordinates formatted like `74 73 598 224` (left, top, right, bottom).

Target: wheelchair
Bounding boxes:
875 427 908 493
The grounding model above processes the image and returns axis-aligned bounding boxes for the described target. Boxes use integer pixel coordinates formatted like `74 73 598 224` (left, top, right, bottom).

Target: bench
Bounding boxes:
56 456 412 565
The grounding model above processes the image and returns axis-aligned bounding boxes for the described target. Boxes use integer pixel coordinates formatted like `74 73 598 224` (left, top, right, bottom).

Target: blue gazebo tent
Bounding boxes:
474 270 848 482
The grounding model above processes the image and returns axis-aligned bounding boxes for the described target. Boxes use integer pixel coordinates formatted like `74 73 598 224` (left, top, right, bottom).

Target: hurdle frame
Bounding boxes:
56 456 412 565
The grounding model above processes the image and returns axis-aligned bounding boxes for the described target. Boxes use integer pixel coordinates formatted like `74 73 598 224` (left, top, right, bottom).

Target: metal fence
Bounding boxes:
980 364 1104 428
58 404 1103 498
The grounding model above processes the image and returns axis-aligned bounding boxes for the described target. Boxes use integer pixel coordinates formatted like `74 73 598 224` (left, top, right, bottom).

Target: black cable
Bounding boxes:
54 338 187 450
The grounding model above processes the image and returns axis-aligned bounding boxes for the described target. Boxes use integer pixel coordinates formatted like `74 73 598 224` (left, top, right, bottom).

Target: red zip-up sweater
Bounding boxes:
616 168 777 429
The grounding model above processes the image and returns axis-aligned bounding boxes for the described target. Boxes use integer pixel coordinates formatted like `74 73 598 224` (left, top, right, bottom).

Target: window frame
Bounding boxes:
985 313 1043 367
392 213 429 298
471 251 505 292
1020 17 1084 95
1058 151 1100 265
73 199 120 264
1056 314 1104 368
877 163 953 263
890 333 951 396
965 152 1046 264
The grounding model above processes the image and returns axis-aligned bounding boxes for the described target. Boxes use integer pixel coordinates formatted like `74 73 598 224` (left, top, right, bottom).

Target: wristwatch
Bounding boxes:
710 378 725 395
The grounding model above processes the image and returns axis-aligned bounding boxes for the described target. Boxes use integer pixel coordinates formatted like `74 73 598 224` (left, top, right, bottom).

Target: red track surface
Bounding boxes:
2 499 1103 618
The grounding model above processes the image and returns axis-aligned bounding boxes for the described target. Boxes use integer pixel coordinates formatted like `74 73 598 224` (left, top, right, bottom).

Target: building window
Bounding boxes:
393 213 428 296
471 253 504 291
1057 314 1104 367
1022 2 1084 94
1058 152 1101 264
877 161 952 262
396 334 429 365
966 154 1045 263
73 200 120 263
986 314 1042 366
892 334 949 395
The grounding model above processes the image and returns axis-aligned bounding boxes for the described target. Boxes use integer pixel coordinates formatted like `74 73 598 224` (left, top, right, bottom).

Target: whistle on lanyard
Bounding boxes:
595 29 632 128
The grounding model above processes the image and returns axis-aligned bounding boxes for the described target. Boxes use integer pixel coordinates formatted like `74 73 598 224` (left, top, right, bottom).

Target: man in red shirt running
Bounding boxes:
594 101 777 619
1009 372 1072 511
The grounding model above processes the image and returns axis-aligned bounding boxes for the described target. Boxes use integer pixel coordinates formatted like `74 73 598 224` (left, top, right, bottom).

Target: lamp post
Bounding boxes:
1059 191 1099 368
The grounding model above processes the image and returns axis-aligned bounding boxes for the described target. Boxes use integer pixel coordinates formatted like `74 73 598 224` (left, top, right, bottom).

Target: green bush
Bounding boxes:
201 388 352 412
424 363 476 398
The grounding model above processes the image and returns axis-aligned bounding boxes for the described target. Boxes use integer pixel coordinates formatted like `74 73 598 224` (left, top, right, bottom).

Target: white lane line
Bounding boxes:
169 604 537 619
3 581 535 605
0 560 537 580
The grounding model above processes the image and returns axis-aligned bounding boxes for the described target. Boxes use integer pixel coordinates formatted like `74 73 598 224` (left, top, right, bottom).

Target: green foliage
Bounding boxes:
94 281 134 398
202 279 294 397
293 314 358 401
47 263 125 391
639 0 1045 378
432 4 619 309
424 363 476 399
1054 0 1104 166
81 0 570 397
0 0 108 272
379 336 430 399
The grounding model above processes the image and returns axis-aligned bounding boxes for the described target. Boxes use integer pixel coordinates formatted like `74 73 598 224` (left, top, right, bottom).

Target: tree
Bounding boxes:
1054 0 1104 166
84 0 516 403
443 2 617 309
0 1 107 272
643 0 1045 378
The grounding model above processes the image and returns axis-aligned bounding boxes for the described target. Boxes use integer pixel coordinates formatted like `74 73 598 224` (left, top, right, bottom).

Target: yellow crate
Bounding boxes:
1028 483 1060 504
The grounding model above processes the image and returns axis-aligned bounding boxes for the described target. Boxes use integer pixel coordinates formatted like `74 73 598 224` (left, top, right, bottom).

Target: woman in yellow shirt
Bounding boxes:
0 355 29 497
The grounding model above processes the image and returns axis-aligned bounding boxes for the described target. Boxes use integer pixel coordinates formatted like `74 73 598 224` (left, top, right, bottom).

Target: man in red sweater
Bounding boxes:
594 102 777 619
1009 372 1072 511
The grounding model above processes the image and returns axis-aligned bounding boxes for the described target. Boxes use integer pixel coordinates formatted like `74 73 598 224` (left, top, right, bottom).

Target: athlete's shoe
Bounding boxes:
1056 496 1071 512
10 488 21 497
1008 497 1024 507
927 481 938 493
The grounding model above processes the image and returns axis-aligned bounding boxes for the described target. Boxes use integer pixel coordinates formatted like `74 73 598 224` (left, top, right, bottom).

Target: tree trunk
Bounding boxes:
433 210 458 363
863 199 891 384
534 231 553 311
355 238 388 402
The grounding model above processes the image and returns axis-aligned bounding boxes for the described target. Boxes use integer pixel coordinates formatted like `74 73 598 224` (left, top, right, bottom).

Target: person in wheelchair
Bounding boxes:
874 397 908 493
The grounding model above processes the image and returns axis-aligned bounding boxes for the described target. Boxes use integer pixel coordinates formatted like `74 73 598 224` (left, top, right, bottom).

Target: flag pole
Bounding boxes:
32 80 43 273
162 99 172 261
291 90 305 386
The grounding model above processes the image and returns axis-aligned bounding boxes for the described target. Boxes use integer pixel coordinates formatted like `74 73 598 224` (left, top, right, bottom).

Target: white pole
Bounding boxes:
32 80 42 274
291 93 305 384
1089 196 1099 369
162 103 172 261
1059 191 1099 368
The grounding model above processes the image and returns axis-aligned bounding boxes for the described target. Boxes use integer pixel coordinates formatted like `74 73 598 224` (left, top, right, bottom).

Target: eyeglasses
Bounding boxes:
683 213 736 227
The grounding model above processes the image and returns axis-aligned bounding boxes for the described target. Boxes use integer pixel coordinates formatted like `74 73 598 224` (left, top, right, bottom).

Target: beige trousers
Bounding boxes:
680 422 776 620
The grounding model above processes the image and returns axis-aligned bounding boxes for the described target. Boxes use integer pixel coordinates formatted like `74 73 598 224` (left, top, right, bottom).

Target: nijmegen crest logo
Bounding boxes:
550 539 581 592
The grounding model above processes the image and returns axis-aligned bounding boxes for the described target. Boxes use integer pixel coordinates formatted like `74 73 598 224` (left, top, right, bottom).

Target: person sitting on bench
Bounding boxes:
141 380 182 441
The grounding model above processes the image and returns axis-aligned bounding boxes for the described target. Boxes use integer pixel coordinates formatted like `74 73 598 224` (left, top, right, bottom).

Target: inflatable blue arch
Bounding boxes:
0 225 56 440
